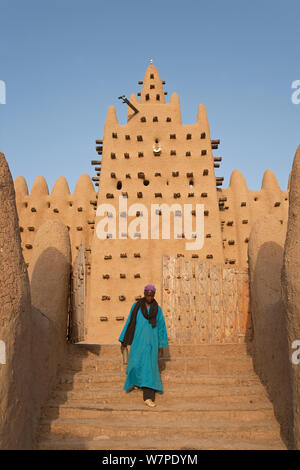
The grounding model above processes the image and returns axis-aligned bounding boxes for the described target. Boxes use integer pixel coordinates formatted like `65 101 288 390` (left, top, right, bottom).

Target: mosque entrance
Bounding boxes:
162 255 252 344
69 238 86 343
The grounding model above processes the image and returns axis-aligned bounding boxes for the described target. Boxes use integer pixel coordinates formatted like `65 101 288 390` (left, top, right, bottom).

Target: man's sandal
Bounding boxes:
144 399 156 408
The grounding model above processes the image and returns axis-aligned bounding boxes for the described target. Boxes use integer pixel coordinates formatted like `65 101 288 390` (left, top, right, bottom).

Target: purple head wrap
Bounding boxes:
144 284 156 293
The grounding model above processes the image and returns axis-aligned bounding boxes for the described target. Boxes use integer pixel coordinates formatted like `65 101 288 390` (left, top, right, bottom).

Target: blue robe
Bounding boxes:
118 302 169 393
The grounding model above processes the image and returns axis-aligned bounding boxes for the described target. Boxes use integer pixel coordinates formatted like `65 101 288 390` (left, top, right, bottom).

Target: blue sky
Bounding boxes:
0 0 299 192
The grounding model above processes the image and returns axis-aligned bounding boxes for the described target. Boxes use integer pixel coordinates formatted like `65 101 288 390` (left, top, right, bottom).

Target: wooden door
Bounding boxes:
162 255 252 344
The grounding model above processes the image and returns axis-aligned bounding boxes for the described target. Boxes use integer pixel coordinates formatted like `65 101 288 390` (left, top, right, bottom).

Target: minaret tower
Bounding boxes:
87 61 224 344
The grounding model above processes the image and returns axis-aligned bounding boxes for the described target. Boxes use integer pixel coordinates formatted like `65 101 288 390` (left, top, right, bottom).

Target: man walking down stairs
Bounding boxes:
35 343 287 450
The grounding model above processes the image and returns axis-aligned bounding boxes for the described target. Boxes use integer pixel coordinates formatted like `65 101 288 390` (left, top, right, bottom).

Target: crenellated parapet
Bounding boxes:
14 173 96 267
218 169 289 267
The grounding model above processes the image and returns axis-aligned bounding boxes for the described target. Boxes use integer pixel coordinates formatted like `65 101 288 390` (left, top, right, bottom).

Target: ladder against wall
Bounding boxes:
162 255 252 344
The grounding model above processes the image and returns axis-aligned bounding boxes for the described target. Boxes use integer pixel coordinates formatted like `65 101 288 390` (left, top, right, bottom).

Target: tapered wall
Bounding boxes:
0 153 33 449
282 145 300 449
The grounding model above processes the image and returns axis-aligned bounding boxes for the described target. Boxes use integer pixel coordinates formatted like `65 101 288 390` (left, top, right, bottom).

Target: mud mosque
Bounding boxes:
13 62 289 344
0 62 299 450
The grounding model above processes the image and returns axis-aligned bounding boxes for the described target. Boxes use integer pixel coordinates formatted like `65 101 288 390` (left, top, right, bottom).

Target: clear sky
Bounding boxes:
0 0 299 193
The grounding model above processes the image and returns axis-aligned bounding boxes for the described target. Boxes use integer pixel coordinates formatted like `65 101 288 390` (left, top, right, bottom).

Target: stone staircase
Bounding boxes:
35 343 287 450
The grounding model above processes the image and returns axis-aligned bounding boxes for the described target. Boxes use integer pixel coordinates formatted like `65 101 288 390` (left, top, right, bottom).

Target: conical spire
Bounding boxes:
30 176 49 196
140 61 166 104
229 169 248 193
73 174 95 196
104 105 119 129
14 176 29 197
51 176 71 196
196 104 210 136
261 170 281 191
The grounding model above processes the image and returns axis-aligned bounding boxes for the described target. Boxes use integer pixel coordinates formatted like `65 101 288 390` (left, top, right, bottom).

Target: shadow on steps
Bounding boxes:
35 342 288 450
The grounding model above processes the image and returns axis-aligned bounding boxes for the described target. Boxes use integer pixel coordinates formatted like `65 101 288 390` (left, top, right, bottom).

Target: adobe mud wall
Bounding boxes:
0 152 33 449
282 145 300 449
248 214 293 448
0 154 72 449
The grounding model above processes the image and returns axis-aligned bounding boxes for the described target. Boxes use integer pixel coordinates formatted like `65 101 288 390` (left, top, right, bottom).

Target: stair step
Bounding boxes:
57 372 262 390
38 417 282 442
52 382 267 395
34 342 286 450
41 401 275 421
36 435 287 450
49 385 269 405
66 343 253 361
64 357 255 375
